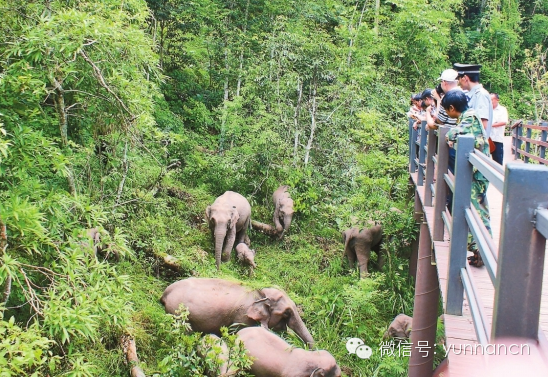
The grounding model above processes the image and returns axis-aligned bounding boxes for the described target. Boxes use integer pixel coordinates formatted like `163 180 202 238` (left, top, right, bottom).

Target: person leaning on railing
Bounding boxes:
441 90 492 268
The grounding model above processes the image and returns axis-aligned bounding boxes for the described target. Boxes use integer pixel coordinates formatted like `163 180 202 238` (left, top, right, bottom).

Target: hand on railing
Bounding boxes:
511 119 523 129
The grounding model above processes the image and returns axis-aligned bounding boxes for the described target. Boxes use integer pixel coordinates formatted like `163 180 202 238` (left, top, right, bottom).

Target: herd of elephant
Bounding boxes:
205 186 385 277
158 186 413 376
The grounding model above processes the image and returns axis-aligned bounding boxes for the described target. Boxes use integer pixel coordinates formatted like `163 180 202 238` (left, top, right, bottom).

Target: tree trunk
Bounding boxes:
347 0 367 65
52 78 68 147
220 47 230 152
293 79 303 165
374 0 380 36
304 75 317 166
236 0 250 97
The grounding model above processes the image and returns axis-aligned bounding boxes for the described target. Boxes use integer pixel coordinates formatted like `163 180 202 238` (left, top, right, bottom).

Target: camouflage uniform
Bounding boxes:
446 109 491 264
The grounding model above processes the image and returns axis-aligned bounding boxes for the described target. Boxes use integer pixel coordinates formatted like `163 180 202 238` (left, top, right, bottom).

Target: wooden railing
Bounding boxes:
408 118 548 376
511 121 548 165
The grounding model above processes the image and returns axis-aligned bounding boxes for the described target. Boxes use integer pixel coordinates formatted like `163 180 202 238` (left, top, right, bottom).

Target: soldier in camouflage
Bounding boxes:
441 91 491 267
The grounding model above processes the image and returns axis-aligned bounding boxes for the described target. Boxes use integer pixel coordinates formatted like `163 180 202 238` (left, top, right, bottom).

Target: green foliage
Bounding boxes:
0 313 57 376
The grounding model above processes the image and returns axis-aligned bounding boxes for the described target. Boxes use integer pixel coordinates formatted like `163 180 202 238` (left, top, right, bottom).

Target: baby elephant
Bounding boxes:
238 327 341 377
342 224 383 278
383 314 412 339
273 185 294 238
236 243 257 271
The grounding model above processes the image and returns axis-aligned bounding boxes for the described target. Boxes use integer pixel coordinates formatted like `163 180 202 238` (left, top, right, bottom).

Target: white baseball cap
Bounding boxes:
437 69 459 81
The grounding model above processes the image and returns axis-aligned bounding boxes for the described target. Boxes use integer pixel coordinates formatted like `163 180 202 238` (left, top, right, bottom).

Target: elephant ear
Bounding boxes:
246 297 270 328
205 206 211 222
229 207 240 229
310 368 325 377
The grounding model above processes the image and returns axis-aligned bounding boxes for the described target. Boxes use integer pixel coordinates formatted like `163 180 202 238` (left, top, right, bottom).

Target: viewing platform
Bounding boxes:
407 120 548 376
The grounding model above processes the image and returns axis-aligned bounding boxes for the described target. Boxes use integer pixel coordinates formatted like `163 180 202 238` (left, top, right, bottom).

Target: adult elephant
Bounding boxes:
206 191 251 270
160 278 315 348
272 185 294 237
342 224 383 277
238 327 340 377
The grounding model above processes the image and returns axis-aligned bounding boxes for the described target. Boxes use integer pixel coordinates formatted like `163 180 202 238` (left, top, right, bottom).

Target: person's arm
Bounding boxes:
425 106 438 129
493 108 508 127
481 118 488 130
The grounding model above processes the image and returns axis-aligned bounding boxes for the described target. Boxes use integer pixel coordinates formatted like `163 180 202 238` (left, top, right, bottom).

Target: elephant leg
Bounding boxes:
355 244 371 278
347 248 357 270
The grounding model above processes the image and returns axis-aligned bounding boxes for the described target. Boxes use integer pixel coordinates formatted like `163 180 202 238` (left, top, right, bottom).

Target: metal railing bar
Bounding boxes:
442 210 452 234
414 158 419 167
465 208 497 284
469 206 498 262
430 184 435 197
474 149 504 175
443 173 454 193
536 208 548 240
464 263 491 341
469 152 504 193
461 267 489 345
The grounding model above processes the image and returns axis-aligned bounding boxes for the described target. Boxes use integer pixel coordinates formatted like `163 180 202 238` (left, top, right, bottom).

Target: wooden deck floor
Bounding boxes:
412 136 548 375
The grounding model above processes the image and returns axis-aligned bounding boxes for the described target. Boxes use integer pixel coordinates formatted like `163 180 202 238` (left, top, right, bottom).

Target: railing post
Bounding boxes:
491 163 548 340
410 118 418 173
446 135 475 315
516 124 523 160
541 121 547 161
424 127 436 206
408 221 439 377
418 121 427 185
525 122 533 163
433 127 449 241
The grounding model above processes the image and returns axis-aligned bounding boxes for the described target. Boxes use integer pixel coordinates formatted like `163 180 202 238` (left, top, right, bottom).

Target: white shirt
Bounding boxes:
490 104 508 143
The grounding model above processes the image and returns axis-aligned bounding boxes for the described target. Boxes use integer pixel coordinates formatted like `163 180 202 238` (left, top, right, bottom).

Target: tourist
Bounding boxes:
490 93 508 165
441 90 491 267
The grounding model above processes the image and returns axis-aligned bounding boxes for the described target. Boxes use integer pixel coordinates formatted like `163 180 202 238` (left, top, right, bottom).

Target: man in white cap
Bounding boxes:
426 69 461 130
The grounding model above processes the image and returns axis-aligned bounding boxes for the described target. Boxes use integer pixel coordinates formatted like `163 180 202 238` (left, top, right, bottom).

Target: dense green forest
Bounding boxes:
1 0 548 376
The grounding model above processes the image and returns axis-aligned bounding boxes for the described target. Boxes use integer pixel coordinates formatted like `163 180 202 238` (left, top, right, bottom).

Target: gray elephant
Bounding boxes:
235 243 257 272
342 224 383 277
160 278 315 348
273 185 294 238
383 314 412 339
206 191 251 270
237 327 341 377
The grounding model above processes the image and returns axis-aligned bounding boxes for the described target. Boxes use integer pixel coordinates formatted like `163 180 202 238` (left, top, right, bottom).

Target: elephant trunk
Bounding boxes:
282 213 293 232
289 313 315 349
215 228 227 270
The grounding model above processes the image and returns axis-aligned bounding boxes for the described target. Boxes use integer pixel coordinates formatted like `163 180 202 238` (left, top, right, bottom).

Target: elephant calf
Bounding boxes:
273 185 294 238
160 278 315 348
383 314 412 339
342 224 383 278
236 243 257 271
238 327 341 377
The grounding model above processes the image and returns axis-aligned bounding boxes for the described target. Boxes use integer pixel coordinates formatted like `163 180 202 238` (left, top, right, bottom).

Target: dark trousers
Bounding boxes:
447 147 456 214
492 141 503 165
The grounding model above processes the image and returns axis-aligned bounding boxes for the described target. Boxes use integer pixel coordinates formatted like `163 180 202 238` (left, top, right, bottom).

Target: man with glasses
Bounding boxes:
453 63 493 139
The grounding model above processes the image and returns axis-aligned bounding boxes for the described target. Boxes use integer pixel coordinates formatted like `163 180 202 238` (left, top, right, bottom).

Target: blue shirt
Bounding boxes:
467 83 493 138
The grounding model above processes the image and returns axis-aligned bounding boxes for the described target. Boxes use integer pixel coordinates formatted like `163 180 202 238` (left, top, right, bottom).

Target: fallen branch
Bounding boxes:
161 254 182 272
121 335 146 377
251 220 280 237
